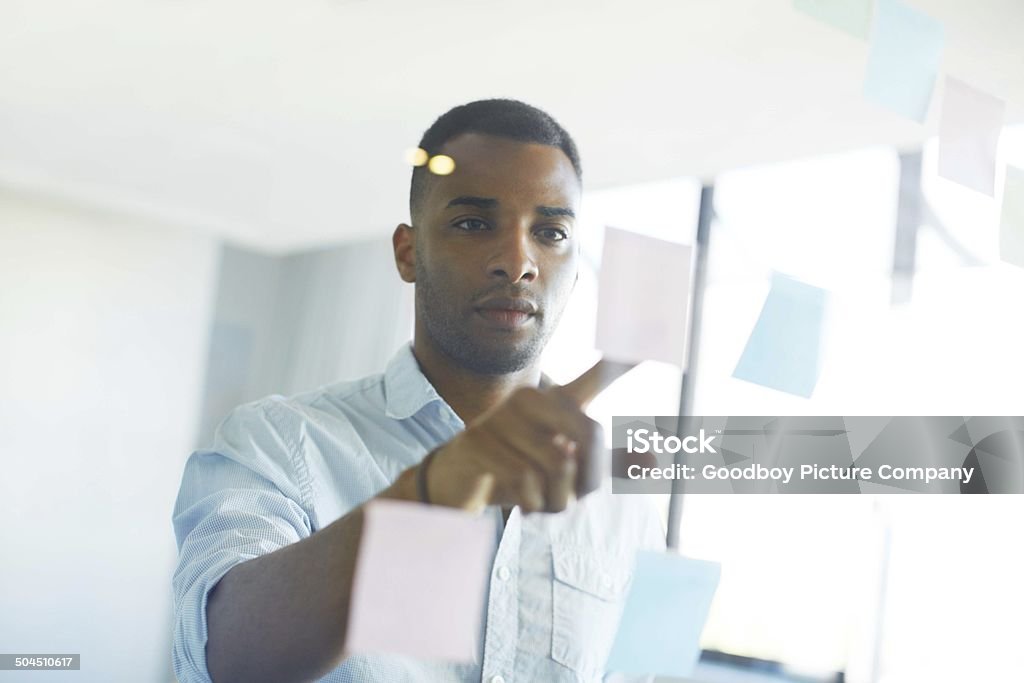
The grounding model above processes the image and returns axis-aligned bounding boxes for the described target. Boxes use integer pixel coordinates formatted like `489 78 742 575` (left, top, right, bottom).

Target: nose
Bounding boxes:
486 226 538 283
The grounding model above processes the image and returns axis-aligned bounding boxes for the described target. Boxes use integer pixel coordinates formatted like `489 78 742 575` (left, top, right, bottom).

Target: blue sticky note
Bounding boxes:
863 0 944 122
732 273 828 398
605 552 721 678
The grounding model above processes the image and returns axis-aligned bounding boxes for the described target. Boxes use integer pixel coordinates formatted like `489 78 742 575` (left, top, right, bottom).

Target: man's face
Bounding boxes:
396 132 581 375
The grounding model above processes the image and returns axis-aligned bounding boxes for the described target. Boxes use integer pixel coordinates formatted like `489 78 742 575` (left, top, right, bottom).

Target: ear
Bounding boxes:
393 223 416 283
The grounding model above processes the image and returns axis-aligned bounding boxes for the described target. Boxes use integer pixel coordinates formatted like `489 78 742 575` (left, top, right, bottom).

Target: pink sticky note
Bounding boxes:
596 227 692 366
938 77 1006 196
346 500 495 661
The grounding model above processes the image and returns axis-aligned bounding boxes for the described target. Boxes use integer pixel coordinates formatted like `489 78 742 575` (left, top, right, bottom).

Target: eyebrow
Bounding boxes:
536 205 575 219
445 196 575 219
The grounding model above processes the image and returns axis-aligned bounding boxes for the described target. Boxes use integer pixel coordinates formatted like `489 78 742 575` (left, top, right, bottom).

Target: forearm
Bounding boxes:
204 467 420 683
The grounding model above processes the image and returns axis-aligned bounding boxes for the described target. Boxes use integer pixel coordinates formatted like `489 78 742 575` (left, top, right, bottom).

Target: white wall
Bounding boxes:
272 241 415 395
0 191 219 682
195 246 282 446
195 239 414 447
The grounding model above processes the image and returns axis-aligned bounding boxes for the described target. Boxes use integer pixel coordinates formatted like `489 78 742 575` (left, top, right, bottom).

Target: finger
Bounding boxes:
553 358 636 409
486 414 575 511
496 391 582 472
509 388 595 452
476 433 547 512
574 419 607 497
517 467 545 514
543 435 577 512
512 465 545 514
505 394 606 499
610 447 659 478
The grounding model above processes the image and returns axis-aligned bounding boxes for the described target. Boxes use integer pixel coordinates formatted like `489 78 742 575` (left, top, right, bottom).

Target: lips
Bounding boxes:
477 297 538 314
475 297 538 329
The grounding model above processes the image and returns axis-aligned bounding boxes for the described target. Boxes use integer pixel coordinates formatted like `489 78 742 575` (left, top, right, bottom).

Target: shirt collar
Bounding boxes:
384 342 447 420
383 341 558 420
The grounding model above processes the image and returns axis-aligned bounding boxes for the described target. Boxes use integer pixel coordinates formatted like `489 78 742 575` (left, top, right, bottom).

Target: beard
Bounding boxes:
415 263 559 376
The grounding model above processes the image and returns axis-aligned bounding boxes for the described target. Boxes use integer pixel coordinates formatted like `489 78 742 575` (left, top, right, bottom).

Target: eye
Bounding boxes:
537 226 569 242
453 218 490 231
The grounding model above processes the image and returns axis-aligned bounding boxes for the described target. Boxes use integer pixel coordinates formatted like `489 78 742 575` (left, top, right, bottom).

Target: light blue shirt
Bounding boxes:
172 342 666 683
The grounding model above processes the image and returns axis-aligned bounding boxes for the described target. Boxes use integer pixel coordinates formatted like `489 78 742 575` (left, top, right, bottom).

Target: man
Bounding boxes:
172 99 665 683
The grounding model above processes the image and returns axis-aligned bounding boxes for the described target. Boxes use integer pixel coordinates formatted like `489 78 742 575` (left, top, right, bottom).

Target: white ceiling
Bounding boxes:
1 0 1022 253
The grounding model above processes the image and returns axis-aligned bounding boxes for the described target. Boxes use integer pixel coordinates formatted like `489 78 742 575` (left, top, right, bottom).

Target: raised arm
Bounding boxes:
203 470 419 683
200 360 627 683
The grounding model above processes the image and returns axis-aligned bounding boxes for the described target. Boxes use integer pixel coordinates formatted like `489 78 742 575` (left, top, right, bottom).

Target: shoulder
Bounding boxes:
190 373 383 486
214 371 388 450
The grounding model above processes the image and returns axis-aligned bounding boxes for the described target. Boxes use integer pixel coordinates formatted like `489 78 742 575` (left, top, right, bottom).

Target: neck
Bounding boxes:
411 330 542 425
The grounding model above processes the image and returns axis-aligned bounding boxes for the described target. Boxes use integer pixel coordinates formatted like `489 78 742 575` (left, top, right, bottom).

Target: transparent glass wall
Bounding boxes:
543 125 1024 681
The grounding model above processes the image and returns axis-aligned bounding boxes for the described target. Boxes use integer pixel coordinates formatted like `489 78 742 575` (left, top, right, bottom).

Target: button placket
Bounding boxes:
480 508 521 683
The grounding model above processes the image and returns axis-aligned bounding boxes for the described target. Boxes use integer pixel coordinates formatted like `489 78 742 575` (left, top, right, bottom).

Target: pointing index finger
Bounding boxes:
552 358 637 409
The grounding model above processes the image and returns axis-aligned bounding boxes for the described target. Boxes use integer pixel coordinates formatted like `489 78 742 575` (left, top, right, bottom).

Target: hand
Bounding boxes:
425 359 634 514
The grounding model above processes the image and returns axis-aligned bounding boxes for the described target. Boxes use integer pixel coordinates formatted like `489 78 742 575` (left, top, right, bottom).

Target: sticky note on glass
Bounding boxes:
937 77 1006 196
596 227 692 366
794 0 874 40
863 0 944 122
733 273 829 398
1001 166 1024 269
605 551 721 678
346 499 494 661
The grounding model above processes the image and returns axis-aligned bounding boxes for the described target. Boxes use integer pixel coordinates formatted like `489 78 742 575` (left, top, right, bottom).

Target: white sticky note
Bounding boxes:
346 499 495 661
596 227 692 366
605 551 721 678
1001 166 1024 269
863 0 944 123
938 77 1006 196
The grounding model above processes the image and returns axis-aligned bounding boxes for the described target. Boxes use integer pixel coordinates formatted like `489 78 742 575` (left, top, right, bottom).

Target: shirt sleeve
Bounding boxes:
170 400 312 683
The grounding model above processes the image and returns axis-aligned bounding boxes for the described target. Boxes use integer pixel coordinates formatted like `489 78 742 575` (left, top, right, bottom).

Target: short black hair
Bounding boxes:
409 98 582 222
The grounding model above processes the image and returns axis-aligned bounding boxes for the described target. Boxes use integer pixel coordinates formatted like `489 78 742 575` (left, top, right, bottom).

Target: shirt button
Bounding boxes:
601 574 613 589
496 566 511 581
489 676 506 683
